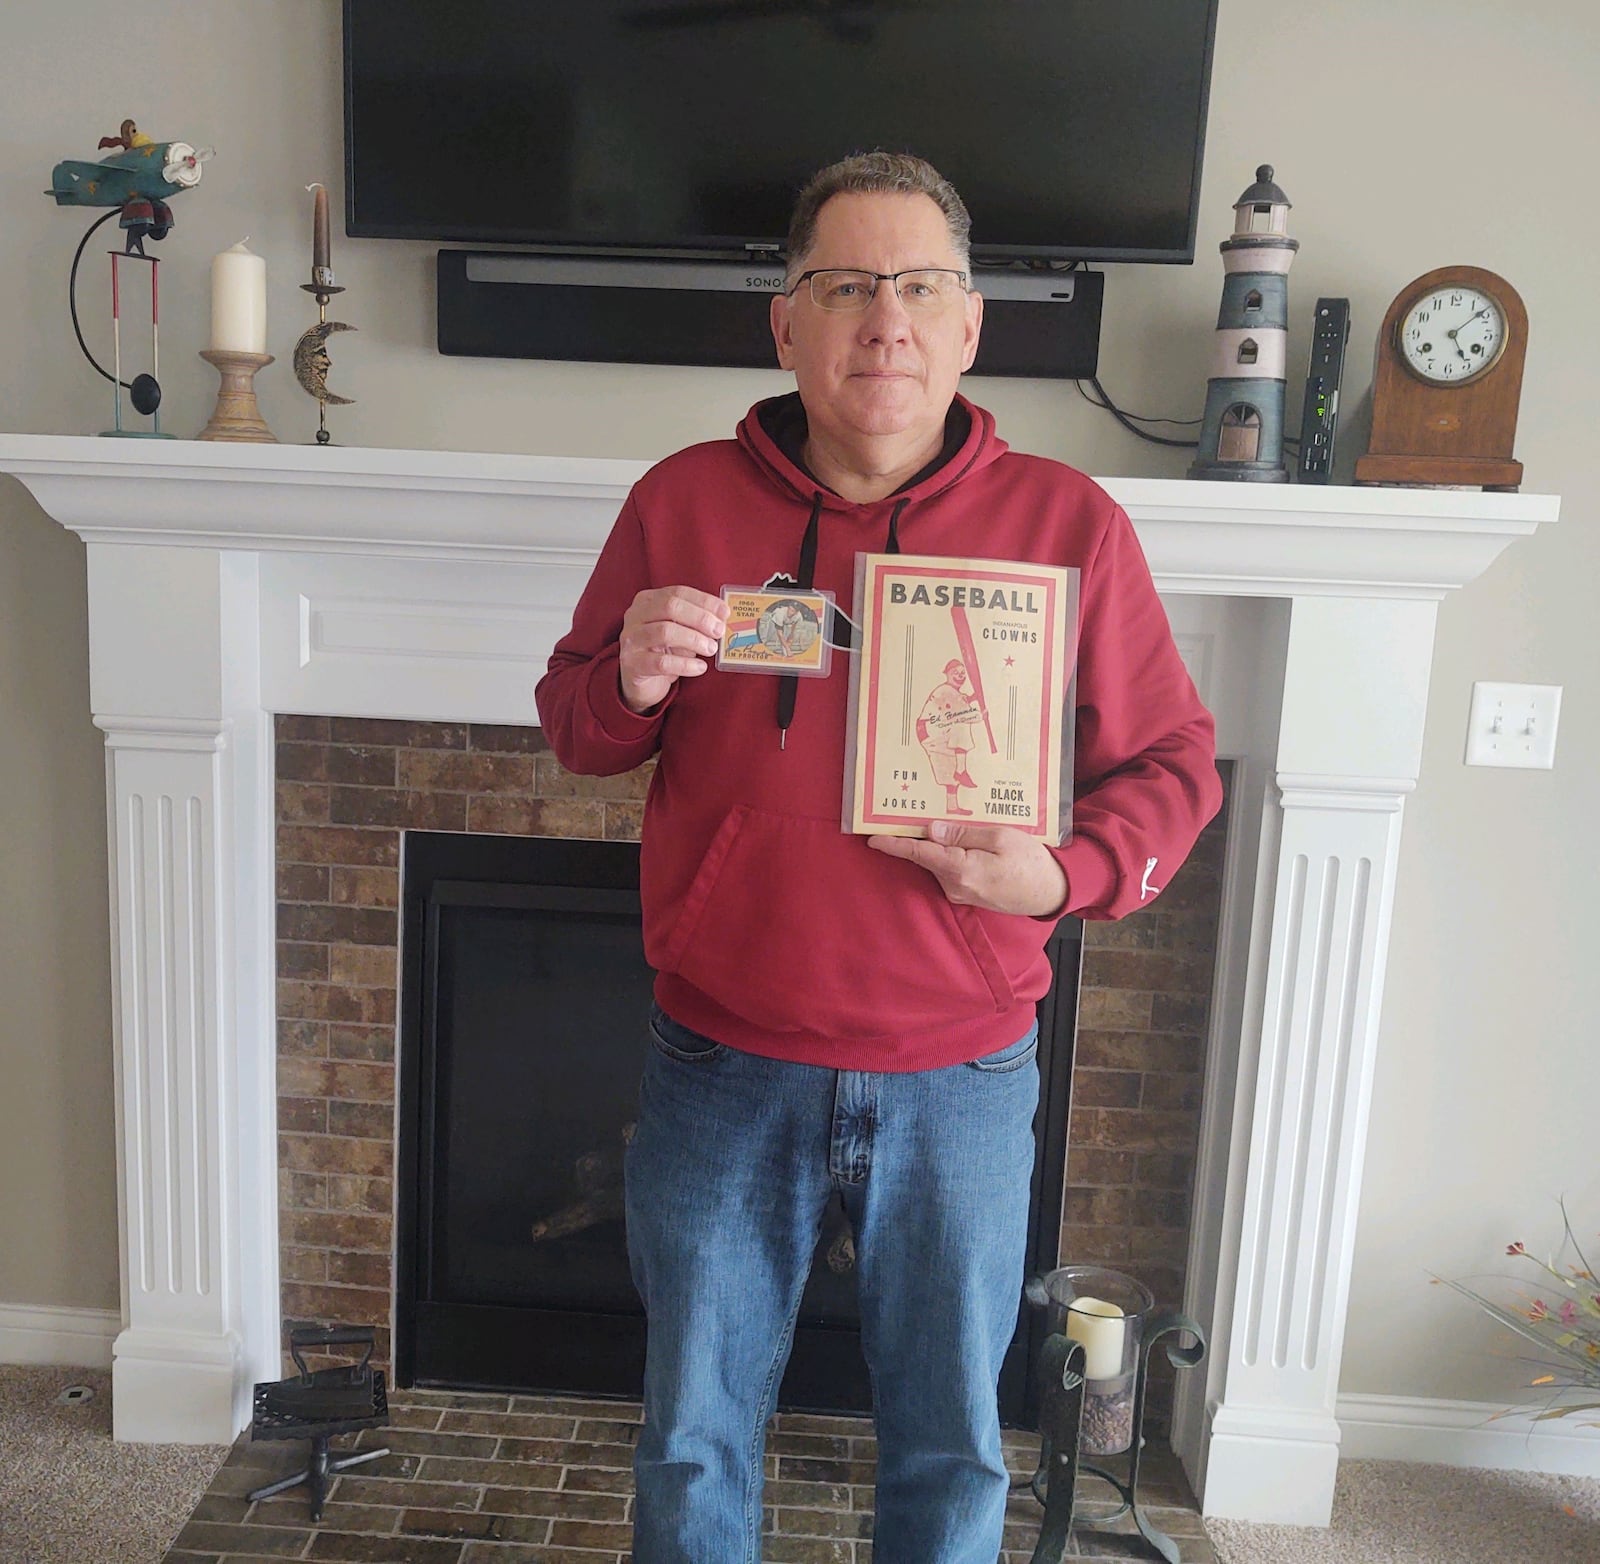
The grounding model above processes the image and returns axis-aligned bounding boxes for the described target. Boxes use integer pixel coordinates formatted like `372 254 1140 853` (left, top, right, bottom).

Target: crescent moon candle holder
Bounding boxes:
295 271 356 445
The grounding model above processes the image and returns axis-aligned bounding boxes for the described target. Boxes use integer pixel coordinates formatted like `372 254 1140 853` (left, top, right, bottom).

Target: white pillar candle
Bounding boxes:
1065 1295 1127 1381
209 239 267 354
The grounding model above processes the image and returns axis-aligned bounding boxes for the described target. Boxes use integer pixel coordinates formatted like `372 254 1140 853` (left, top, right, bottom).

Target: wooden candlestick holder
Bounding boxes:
196 349 278 443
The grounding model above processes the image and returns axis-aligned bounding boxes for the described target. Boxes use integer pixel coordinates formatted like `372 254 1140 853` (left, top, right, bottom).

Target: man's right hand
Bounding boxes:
618 586 729 713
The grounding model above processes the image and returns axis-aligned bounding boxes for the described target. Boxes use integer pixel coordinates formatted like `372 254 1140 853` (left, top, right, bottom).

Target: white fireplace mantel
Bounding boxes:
0 432 1558 1526
0 434 1547 593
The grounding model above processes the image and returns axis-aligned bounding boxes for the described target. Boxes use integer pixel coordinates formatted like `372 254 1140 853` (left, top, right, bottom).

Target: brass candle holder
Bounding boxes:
196 349 278 443
295 276 355 446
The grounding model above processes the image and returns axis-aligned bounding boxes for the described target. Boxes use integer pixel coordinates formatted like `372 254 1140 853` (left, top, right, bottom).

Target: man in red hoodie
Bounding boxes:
536 152 1221 1564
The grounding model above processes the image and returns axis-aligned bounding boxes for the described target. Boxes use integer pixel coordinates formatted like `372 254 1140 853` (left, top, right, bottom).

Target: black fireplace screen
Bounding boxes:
395 830 1079 1423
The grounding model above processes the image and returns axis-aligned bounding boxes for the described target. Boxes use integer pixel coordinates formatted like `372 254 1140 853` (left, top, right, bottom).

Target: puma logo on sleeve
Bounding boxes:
1140 857 1161 901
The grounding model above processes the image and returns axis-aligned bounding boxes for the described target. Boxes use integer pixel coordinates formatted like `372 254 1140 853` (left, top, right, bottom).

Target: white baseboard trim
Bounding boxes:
1338 1392 1600 1477
0 1302 120 1368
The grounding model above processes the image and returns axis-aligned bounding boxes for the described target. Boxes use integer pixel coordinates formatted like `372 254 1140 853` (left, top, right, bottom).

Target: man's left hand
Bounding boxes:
867 820 1068 917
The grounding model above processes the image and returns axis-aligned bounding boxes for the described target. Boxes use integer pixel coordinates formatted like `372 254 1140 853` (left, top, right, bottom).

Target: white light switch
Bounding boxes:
1464 682 1562 768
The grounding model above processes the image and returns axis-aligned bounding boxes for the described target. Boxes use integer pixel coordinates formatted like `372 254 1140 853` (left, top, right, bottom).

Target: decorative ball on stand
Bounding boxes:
129 373 161 416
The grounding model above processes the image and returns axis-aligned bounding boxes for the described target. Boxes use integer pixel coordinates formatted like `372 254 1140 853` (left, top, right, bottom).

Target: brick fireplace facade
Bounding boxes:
272 714 1227 1421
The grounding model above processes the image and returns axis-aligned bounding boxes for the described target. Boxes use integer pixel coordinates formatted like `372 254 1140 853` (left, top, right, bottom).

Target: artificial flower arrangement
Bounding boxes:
1435 1200 1600 1425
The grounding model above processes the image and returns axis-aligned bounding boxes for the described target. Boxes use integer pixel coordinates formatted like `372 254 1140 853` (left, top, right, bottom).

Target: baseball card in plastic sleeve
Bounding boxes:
843 553 1077 841
716 585 835 677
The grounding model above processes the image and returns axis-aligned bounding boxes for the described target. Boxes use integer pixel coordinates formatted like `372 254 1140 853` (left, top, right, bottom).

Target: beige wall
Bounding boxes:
2 1 1596 1406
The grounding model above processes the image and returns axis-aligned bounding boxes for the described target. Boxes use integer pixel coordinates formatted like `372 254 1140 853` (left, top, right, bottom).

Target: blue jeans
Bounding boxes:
625 1005 1040 1564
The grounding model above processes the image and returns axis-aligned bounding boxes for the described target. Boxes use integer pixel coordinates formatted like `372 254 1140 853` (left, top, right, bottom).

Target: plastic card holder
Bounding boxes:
716 584 835 678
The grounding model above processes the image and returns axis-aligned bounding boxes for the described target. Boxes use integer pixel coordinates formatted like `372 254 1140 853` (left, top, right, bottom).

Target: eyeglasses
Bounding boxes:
787 268 970 312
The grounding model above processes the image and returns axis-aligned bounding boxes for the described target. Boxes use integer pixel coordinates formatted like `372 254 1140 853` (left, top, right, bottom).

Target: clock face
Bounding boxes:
1398 286 1507 385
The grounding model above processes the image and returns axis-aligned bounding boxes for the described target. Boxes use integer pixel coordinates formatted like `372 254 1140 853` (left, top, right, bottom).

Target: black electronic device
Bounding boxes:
347 0 1217 265
436 252 1104 380
1297 298 1350 483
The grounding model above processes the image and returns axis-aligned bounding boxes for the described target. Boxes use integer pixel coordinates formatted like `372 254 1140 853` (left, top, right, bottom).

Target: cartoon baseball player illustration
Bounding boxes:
916 659 984 815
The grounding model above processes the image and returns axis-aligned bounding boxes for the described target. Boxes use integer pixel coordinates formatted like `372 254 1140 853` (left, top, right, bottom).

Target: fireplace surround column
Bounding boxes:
1192 594 1436 1525
87 543 278 1442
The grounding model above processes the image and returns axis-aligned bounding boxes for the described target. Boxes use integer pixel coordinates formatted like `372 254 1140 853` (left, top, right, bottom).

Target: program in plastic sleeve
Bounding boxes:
844 553 1078 840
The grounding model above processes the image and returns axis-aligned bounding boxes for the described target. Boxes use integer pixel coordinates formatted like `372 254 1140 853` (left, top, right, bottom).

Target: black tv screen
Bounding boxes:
346 0 1216 264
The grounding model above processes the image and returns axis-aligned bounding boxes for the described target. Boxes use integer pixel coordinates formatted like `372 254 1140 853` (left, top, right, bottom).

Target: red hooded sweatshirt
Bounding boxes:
536 394 1221 1071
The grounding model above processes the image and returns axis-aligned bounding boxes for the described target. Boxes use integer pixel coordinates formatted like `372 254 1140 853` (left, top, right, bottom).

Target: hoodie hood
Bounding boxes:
736 391 1009 744
737 390 1008 511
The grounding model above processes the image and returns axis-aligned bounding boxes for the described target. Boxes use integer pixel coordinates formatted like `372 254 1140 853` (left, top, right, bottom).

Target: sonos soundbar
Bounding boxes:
436 251 1103 380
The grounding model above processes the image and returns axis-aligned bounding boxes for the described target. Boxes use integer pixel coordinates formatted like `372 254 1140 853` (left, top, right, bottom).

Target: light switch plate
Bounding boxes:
1464 682 1562 768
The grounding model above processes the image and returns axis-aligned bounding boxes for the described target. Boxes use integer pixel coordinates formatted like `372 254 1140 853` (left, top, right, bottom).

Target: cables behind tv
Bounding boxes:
1074 378 1201 449
1074 377 1300 453
966 257 1303 455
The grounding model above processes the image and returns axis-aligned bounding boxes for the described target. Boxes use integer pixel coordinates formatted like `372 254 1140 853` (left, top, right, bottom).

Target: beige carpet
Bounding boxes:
1206 1458 1600 1564
0 1365 228 1564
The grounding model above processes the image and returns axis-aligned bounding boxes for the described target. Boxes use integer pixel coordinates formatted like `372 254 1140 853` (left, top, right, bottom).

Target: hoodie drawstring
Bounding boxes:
885 497 907 556
776 495 910 747
776 493 825 745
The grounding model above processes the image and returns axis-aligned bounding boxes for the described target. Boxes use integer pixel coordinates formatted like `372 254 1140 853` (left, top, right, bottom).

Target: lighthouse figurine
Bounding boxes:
1188 165 1297 481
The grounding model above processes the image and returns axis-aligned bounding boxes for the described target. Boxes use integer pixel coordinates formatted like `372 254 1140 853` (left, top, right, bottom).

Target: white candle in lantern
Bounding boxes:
209 239 267 354
1065 1296 1127 1381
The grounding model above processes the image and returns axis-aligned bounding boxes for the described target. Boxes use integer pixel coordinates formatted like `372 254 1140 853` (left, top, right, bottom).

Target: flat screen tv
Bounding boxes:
345 0 1217 265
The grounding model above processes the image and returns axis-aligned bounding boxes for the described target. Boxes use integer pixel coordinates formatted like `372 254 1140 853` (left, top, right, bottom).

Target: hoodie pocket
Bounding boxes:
652 806 1015 1037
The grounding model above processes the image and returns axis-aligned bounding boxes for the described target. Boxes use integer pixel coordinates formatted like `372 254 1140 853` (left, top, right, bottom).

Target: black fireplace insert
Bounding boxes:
395 829 1080 1424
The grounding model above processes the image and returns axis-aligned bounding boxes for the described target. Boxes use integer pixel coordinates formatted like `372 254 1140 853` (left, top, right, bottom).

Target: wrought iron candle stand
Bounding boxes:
1023 1269 1207 1564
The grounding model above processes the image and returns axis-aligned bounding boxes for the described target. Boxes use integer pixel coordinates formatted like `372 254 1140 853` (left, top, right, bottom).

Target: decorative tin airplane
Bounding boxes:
46 121 212 254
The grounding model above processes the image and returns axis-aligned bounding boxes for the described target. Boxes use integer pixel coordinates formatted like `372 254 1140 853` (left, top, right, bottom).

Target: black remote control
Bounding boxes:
1298 298 1350 483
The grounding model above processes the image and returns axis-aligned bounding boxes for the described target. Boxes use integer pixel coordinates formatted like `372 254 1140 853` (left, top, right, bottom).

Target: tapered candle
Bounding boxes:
308 182 333 287
209 239 267 354
311 183 329 269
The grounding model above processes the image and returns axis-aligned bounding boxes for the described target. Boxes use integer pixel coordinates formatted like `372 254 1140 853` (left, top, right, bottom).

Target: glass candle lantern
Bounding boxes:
1027 1265 1154 1455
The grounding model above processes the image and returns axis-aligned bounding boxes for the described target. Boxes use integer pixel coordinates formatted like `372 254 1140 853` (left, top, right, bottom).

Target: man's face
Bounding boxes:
770 192 983 458
949 663 968 689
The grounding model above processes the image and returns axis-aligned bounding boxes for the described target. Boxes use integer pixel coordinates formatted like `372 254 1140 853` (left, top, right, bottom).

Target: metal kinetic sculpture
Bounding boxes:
46 119 212 436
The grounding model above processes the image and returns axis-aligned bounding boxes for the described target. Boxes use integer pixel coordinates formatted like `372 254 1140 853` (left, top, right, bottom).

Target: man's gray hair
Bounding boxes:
784 151 972 288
